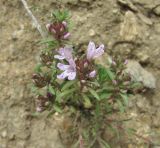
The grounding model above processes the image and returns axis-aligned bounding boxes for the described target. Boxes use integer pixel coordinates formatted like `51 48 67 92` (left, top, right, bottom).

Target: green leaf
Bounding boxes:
99 91 112 100
88 88 100 101
34 63 42 73
98 66 108 82
82 94 92 109
126 128 136 136
107 125 120 139
61 80 76 91
30 112 40 117
53 104 62 113
99 138 111 148
117 100 125 113
52 10 70 22
40 39 58 48
106 68 115 80
88 81 100 87
56 88 76 102
48 85 55 95
120 93 128 106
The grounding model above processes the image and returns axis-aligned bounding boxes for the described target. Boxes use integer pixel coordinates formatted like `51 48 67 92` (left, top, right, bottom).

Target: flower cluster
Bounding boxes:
55 41 105 81
32 10 145 148
46 21 70 40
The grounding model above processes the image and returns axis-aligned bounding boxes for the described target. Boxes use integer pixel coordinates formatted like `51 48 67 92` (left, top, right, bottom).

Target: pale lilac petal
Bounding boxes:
68 72 76 80
58 47 73 61
46 24 51 30
68 59 76 69
62 21 67 27
51 28 56 33
124 59 128 65
54 55 65 60
63 32 70 39
87 41 96 60
89 70 96 78
57 63 70 70
93 44 104 58
57 71 68 79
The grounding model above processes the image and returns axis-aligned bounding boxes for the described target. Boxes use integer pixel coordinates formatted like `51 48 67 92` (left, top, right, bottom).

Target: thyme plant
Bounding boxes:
32 10 142 148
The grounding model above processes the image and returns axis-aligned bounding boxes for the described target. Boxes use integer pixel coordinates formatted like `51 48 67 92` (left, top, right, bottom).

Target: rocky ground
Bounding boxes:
0 0 160 147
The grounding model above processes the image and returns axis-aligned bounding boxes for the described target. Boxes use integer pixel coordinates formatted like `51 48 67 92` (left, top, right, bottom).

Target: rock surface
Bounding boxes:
120 11 140 41
125 60 156 89
0 0 160 147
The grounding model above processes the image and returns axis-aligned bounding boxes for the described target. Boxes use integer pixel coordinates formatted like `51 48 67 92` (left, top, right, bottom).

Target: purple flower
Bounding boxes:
89 70 96 78
54 47 73 61
87 41 105 61
57 59 76 80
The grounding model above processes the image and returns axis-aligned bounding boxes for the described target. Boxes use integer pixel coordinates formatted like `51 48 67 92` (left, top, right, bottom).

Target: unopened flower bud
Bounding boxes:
81 80 86 83
51 28 56 33
62 21 67 27
89 70 96 78
124 59 128 65
46 24 51 30
112 61 116 66
84 62 88 68
63 32 70 39
112 80 117 85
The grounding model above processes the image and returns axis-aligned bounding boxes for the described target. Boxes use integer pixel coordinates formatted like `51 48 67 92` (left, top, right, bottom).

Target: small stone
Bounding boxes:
137 13 153 26
120 11 140 41
112 9 118 14
80 0 92 3
153 5 160 16
89 29 96 37
125 60 156 89
1 130 7 138
64 0 78 5
136 97 150 112
11 29 24 41
117 0 138 12
0 144 7 148
136 52 150 64
97 1 103 7
154 23 160 33
152 109 160 128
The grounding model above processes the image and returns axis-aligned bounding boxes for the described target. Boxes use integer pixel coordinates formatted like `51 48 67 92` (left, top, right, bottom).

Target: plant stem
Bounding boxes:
20 0 46 38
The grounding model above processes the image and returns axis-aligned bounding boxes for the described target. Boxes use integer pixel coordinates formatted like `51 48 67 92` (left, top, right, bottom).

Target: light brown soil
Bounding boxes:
0 0 160 147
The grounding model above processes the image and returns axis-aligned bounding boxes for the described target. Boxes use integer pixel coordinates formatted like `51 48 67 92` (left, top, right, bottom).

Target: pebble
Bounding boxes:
117 0 138 12
1 130 7 138
136 97 150 112
153 5 160 16
64 0 78 5
137 13 153 26
88 29 96 37
125 60 156 89
80 0 92 3
136 52 150 64
120 11 139 41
